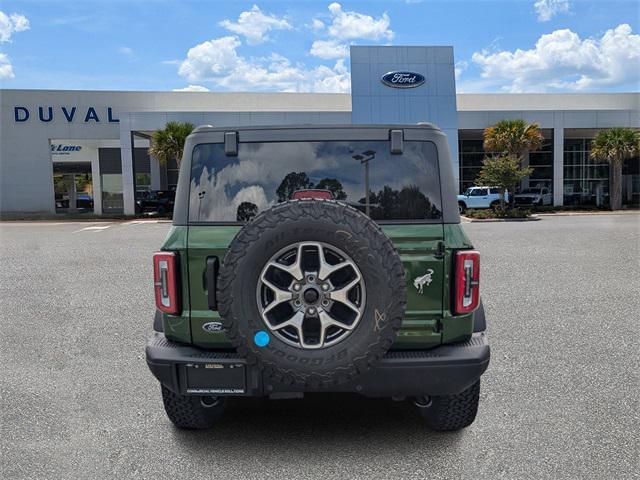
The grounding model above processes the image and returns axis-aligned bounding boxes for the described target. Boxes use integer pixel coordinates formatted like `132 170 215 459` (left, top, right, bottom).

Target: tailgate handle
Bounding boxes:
206 256 220 310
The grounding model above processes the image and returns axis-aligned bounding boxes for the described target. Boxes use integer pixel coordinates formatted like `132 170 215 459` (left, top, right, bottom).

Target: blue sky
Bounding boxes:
0 0 638 93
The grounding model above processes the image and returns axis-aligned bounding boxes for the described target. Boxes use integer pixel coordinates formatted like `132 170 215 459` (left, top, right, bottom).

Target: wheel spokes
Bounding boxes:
257 241 365 350
267 244 304 281
328 276 361 314
260 276 293 314
316 243 350 281
271 310 304 331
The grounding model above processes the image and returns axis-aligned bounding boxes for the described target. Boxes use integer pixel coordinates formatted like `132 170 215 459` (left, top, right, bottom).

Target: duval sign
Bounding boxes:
14 106 119 123
381 71 426 88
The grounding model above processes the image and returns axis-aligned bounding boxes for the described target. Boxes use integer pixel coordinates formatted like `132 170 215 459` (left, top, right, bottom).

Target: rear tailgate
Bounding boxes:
187 223 444 350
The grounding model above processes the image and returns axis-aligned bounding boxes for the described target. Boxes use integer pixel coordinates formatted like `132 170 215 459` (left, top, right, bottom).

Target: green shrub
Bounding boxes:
464 208 531 219
530 205 556 213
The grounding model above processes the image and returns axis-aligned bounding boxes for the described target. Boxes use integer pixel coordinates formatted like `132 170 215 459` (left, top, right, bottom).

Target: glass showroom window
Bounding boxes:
134 148 152 192
458 136 485 193
528 131 553 192
99 149 124 214
563 138 610 206
460 130 554 194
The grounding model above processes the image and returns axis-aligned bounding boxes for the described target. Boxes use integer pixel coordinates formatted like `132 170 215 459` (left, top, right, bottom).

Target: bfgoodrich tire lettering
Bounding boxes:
217 199 406 388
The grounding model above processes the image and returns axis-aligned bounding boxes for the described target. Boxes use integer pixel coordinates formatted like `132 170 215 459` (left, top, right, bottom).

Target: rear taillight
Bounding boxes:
454 250 480 314
153 252 180 315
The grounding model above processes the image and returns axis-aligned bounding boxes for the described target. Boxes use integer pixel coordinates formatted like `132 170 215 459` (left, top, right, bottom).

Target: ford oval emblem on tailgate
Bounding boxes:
202 321 224 333
381 71 426 88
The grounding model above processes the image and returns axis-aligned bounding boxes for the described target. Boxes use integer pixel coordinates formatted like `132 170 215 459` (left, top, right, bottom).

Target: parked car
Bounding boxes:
76 192 94 210
54 192 93 210
146 124 489 431
514 187 552 206
457 186 507 213
136 190 175 215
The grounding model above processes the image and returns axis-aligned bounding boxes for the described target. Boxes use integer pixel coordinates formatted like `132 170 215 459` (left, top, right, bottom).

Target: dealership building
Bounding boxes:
1 45 638 216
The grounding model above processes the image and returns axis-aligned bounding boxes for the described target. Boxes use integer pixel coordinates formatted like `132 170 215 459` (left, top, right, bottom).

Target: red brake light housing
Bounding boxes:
454 250 480 314
153 251 180 315
291 189 334 200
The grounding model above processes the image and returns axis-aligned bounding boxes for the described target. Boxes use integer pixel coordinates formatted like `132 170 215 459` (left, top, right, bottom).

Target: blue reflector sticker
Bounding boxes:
254 331 270 347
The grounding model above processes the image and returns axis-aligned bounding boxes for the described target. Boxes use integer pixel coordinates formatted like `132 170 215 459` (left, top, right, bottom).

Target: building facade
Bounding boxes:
1 46 638 216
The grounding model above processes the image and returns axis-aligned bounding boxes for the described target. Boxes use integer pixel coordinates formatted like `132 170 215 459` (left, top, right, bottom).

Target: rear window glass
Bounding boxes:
189 140 442 223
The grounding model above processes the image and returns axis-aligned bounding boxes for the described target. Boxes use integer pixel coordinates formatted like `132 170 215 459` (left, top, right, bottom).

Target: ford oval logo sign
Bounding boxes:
381 71 425 88
202 321 224 333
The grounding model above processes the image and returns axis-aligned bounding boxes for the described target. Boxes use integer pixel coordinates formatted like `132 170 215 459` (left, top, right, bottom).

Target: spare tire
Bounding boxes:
217 199 406 388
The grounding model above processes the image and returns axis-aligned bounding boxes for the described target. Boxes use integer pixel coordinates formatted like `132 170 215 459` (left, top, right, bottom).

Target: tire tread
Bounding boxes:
161 385 225 429
420 381 480 431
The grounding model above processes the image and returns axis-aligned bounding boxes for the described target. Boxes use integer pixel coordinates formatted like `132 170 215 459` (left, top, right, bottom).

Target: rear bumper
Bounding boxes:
146 331 490 397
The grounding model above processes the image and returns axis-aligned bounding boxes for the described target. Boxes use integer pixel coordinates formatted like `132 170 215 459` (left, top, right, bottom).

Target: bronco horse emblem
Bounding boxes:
413 269 434 294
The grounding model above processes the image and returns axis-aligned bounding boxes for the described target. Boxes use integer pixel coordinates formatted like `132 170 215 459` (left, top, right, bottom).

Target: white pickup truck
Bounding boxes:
514 187 553 206
457 186 508 213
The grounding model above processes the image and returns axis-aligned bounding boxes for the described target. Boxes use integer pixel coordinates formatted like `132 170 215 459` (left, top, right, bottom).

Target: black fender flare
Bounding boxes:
153 309 163 332
472 300 486 332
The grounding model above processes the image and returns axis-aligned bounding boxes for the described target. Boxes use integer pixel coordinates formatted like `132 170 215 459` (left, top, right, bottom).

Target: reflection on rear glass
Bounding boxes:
189 140 442 223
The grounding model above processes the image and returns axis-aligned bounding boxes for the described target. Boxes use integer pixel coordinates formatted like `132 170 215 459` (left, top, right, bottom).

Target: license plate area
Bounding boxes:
183 362 246 395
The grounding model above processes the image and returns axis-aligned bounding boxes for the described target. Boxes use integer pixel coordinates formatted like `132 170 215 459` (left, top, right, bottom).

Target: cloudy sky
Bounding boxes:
0 0 638 93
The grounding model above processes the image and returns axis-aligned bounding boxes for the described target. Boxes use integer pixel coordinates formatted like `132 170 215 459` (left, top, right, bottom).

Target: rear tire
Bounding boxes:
458 202 466 214
161 385 226 429
490 201 500 210
417 380 480 431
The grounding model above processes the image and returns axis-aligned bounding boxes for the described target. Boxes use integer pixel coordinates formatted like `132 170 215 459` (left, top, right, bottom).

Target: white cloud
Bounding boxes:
178 36 243 82
118 46 133 56
309 59 351 92
325 3 393 41
454 60 468 81
0 11 29 42
219 5 291 45
178 35 350 92
310 39 349 60
471 24 640 92
310 19 325 32
308 3 393 60
173 85 210 92
0 52 14 79
534 0 570 22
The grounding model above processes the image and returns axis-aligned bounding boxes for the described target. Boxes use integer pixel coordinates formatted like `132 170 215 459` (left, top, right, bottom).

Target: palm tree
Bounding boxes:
148 121 195 168
590 128 640 210
483 119 544 207
483 119 544 161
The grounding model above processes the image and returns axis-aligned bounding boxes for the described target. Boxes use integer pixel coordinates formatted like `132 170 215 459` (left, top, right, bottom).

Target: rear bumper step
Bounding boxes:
146 331 490 397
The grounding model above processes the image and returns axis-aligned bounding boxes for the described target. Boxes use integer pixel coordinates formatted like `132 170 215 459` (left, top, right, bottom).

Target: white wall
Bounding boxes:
1 87 638 214
0 90 350 214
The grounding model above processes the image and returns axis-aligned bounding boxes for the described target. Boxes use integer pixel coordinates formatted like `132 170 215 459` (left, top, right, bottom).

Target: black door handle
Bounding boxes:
206 256 219 310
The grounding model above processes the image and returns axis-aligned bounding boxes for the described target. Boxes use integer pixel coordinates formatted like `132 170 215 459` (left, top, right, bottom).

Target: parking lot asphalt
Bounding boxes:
1 215 639 480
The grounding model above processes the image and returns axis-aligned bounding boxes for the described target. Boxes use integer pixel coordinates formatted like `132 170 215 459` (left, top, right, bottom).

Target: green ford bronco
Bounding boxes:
146 124 489 431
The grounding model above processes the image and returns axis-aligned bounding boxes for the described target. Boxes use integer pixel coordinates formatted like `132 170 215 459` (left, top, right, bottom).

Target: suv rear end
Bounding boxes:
146 124 489 431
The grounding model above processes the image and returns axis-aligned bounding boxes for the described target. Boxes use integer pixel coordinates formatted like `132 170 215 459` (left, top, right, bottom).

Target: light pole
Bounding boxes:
352 150 376 217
